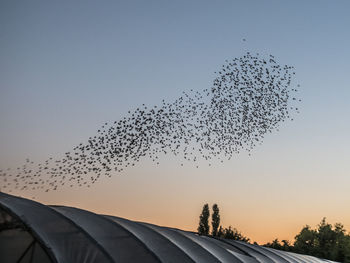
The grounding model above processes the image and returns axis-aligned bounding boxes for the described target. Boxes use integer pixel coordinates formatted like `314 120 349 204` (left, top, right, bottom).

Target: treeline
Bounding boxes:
197 204 350 262
263 218 350 262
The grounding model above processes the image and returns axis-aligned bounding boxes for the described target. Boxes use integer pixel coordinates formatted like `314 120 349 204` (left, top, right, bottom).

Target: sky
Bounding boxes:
1 0 349 244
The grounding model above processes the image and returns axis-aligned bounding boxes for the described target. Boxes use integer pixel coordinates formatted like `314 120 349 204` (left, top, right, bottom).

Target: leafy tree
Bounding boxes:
219 226 250 242
197 203 210 235
264 218 350 262
281 240 292 251
211 204 220 237
334 223 350 262
316 217 338 259
294 225 318 255
264 239 292 251
264 239 283 250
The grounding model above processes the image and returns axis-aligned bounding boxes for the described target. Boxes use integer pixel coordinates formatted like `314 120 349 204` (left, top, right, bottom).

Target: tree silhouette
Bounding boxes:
219 226 250 242
264 218 350 262
211 204 220 237
293 225 317 254
197 203 210 235
264 238 292 251
218 226 224 237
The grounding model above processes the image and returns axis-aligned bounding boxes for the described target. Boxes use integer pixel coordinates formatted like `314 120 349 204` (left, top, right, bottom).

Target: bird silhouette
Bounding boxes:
0 52 300 193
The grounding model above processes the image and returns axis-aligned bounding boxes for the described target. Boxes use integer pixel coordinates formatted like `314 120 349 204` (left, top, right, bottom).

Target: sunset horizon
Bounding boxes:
1 1 349 262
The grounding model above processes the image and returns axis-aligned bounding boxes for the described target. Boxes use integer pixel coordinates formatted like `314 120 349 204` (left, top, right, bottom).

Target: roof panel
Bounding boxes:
140 222 220 263
236 241 291 263
104 215 194 263
223 239 282 263
0 192 112 263
201 237 259 263
52 206 159 263
284 251 326 263
262 247 303 263
175 229 243 263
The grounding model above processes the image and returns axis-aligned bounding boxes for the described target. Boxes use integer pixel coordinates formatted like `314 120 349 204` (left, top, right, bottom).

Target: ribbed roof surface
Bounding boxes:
0 192 338 263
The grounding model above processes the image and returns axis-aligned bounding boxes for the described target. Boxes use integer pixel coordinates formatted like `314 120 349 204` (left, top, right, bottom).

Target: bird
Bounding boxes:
0 52 301 194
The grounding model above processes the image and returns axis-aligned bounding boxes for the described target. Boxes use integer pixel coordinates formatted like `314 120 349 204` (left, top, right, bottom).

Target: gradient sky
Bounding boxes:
1 0 349 244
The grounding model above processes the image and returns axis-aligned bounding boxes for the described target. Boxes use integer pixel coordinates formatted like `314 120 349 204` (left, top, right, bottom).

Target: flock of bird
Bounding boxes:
0 52 300 193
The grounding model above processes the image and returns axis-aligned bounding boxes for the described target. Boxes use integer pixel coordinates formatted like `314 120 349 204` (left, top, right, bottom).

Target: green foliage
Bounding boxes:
264 218 350 263
197 203 210 235
218 226 250 242
211 204 220 237
293 225 318 254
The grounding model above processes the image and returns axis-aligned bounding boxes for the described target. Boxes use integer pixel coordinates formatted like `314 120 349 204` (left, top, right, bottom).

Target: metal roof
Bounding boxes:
0 192 338 263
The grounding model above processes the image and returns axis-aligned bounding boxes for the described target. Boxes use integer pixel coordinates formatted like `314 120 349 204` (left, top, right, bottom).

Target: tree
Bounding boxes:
264 239 292 251
264 218 350 262
293 225 317 255
316 217 338 259
218 226 224 237
334 223 350 262
219 226 250 242
197 203 210 235
211 204 220 237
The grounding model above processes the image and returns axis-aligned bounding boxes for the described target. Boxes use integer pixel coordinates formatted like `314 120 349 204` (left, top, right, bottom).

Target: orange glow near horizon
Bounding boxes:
7 151 350 245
